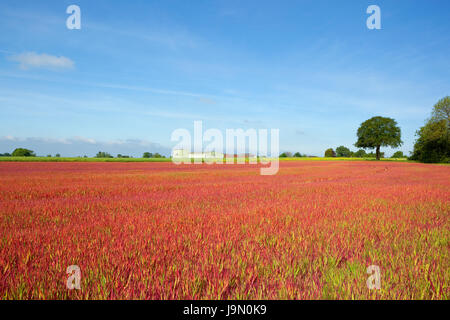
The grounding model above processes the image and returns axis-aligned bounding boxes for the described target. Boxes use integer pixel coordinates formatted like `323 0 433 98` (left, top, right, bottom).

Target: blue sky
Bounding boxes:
1 0 449 157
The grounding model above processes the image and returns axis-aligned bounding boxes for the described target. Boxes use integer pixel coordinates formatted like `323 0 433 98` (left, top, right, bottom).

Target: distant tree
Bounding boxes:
324 148 336 157
411 96 449 163
279 152 293 158
153 153 165 158
55 154 61 158
336 146 352 157
12 148 36 157
391 151 406 158
143 152 153 158
355 116 402 160
95 151 113 158
354 149 367 158
47 154 52 157
293 152 302 157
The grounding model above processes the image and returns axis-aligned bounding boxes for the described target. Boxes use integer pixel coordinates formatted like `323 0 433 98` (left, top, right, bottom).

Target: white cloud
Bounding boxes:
72 136 97 144
9 52 74 70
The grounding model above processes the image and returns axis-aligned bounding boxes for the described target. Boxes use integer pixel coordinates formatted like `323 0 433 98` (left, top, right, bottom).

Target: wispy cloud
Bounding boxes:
9 52 74 70
0 71 212 99
198 97 217 105
0 49 14 55
92 82 215 99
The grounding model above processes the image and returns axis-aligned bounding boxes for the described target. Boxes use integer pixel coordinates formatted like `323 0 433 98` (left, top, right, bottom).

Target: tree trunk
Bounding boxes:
376 145 380 160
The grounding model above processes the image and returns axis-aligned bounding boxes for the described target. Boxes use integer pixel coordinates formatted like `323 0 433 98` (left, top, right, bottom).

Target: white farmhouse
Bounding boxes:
172 149 224 160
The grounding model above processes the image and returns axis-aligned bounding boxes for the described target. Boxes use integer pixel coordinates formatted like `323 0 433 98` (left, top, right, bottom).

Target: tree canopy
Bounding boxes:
279 152 293 158
95 151 113 158
11 148 36 157
353 149 367 158
430 96 450 125
324 148 336 157
410 97 450 163
336 146 351 157
391 151 406 158
355 116 402 160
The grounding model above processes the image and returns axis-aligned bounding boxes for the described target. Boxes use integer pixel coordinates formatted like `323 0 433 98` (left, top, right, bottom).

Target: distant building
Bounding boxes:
172 149 224 159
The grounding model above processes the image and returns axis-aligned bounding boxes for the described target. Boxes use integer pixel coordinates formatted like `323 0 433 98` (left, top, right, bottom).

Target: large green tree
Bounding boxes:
411 96 450 163
355 116 402 160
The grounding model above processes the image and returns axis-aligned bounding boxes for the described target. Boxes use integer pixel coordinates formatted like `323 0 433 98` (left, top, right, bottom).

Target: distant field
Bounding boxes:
282 157 411 162
0 161 448 299
0 156 411 163
0 156 172 162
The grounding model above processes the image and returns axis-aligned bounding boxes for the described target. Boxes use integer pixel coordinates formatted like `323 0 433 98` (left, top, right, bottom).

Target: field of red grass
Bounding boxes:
0 161 448 299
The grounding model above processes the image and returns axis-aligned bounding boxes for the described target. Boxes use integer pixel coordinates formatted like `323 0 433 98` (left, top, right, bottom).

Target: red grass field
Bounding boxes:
0 161 448 299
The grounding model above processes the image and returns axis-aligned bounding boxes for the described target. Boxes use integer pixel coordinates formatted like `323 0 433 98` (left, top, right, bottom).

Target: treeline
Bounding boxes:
0 149 167 159
282 115 405 160
321 96 449 163
323 147 406 159
94 151 166 158
0 148 36 157
279 152 314 158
